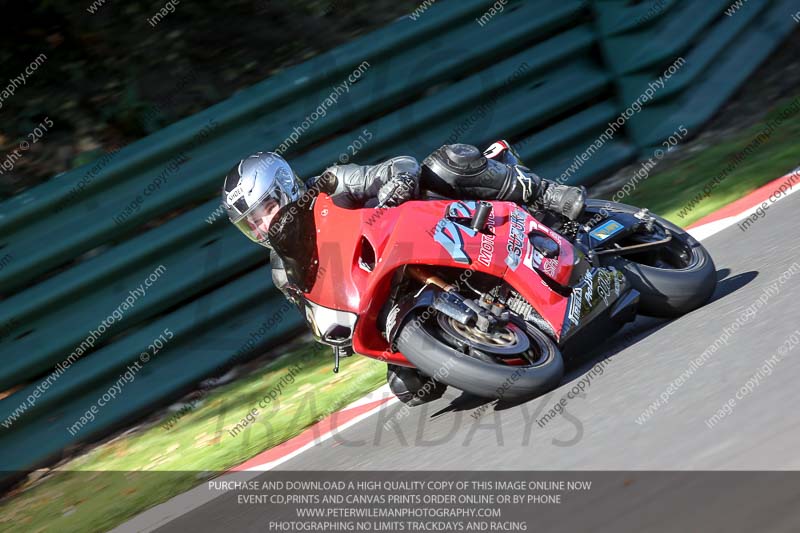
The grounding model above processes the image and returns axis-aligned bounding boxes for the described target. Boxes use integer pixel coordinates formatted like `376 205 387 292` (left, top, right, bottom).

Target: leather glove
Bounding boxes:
377 173 416 207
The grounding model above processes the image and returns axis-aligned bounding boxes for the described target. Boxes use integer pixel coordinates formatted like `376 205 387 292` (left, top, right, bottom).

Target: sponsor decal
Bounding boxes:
542 257 558 278
477 211 496 267
597 269 614 304
563 267 625 335
385 304 400 334
583 269 594 303
433 201 479 264
434 219 470 264
568 287 583 325
590 219 624 241
522 242 542 270
483 140 509 159
227 184 244 204
521 229 560 278
514 166 535 202
505 209 527 270
528 220 563 247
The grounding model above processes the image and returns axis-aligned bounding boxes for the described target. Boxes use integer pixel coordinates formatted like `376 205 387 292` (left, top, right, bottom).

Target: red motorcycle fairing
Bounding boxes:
302 194 575 366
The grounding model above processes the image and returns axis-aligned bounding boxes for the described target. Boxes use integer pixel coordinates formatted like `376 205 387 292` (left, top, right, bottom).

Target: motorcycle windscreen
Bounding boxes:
269 200 319 292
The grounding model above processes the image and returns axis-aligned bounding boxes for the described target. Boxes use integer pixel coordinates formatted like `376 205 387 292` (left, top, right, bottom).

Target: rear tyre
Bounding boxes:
396 312 563 402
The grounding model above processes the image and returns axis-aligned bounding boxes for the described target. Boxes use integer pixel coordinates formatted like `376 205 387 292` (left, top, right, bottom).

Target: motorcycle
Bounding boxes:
273 189 717 402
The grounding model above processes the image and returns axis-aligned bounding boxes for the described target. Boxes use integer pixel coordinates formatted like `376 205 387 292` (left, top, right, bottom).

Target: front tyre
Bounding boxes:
590 200 717 317
396 312 563 402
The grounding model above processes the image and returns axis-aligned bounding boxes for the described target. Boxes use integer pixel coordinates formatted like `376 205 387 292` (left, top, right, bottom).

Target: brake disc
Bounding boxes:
435 313 530 356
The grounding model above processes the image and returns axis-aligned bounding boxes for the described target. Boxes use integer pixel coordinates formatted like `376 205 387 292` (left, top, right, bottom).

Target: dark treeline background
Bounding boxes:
0 0 417 196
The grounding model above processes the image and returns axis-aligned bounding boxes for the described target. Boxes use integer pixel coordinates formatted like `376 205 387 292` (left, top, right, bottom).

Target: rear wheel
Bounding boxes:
396 311 563 402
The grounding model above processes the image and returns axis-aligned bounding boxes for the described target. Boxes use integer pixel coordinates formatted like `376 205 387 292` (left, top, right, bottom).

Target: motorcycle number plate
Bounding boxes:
589 219 624 242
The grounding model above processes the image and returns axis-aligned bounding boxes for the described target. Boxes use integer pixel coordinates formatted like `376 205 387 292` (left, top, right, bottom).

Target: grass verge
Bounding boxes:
610 92 799 226
0 342 386 533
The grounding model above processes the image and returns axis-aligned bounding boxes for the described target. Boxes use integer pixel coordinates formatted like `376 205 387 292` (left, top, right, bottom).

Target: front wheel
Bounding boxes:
395 312 563 402
590 200 717 317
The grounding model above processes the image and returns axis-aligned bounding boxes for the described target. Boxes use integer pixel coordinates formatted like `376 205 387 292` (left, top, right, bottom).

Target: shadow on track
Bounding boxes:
708 268 758 305
431 268 758 416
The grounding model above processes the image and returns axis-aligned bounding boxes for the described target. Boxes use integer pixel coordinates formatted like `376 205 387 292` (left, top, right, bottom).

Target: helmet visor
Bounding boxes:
233 196 282 245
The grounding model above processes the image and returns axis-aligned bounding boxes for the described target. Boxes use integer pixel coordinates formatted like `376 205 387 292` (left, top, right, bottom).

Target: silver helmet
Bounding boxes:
222 152 305 248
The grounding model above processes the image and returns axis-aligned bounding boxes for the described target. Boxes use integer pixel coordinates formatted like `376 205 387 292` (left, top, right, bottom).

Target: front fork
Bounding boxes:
383 266 511 348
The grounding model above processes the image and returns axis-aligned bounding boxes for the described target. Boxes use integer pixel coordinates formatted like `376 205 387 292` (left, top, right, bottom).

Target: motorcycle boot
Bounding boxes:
537 181 587 221
387 365 447 406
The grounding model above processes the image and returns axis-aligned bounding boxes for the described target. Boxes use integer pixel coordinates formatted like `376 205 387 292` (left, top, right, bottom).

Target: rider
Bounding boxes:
221 141 586 405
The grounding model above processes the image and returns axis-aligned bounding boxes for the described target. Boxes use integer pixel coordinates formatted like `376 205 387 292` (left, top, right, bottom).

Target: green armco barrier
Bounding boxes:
592 0 796 151
594 0 736 75
0 268 292 430
622 0 798 149
0 269 303 475
0 0 793 479
0 0 586 294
